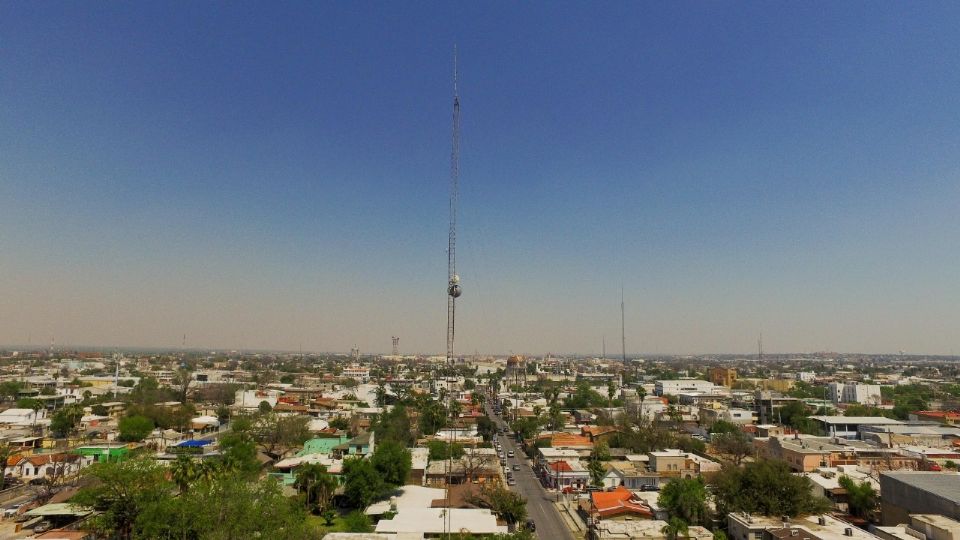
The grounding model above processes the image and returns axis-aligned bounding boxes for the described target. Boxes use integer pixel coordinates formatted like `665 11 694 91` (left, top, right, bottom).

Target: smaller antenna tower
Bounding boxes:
758 331 763 361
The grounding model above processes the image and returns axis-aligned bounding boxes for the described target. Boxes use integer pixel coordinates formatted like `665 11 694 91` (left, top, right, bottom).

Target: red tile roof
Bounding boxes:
591 486 654 519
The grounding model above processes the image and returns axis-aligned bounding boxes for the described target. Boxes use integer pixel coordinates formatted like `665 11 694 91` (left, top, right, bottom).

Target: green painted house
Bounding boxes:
73 444 130 463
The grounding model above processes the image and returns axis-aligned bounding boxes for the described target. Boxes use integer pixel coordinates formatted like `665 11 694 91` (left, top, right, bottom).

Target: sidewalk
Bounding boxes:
553 500 587 539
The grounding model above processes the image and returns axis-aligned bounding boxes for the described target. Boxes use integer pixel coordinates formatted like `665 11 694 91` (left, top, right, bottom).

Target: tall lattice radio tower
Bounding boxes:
446 50 462 365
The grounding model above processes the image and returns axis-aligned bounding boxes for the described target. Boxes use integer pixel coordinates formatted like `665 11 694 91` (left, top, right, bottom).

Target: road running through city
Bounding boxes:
486 401 576 540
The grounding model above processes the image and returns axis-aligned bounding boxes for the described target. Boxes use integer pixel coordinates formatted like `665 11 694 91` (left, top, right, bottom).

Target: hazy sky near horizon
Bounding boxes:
3 3 960 355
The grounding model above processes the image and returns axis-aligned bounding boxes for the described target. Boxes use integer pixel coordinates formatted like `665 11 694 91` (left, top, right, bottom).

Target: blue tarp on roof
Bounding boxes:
176 440 211 447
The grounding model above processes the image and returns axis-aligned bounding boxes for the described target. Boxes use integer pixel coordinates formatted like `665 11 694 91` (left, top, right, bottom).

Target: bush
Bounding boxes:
343 510 373 532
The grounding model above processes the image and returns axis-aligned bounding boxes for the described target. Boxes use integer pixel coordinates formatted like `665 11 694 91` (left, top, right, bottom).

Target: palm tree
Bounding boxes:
295 463 338 513
170 455 197 493
662 517 689 540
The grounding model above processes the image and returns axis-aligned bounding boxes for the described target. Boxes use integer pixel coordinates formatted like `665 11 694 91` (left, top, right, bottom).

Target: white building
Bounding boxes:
343 364 370 383
655 379 717 396
828 382 882 405
233 389 281 410
797 371 817 383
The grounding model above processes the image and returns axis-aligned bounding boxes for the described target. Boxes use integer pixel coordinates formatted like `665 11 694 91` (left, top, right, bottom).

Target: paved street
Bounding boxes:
487 402 575 540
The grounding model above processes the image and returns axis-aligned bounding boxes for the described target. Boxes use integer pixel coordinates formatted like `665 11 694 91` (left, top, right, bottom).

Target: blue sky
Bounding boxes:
2 3 960 355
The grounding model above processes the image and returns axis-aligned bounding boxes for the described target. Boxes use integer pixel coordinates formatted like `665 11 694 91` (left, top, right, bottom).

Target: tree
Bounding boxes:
709 420 739 434
588 458 606 487
473 484 527 525
592 441 611 461
712 431 753 466
418 398 448 436
427 440 464 461
374 405 414 446
662 517 690 540
372 440 412 488
838 475 877 519
258 401 273 414
0 381 23 403
50 405 83 438
171 455 198 493
329 416 350 431
251 413 310 458
218 429 260 478
130 377 165 406
342 457 386 509
72 458 174 540
659 477 709 526
477 416 496 441
295 463 338 514
0 445 11 489
374 383 387 408
118 415 155 442
713 460 831 517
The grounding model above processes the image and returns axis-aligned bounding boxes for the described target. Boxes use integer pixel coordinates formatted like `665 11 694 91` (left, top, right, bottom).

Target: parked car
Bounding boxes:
507 478 516 486
32 521 53 533
512 464 520 471
525 520 536 531
3 504 23 518
639 484 660 491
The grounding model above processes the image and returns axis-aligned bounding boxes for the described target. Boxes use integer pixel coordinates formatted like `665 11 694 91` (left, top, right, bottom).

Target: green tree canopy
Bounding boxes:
838 475 877 518
713 460 831 517
342 457 386 509
118 415 155 442
50 405 84 438
473 484 527 525
659 477 709 526
294 463 338 514
372 440 412 488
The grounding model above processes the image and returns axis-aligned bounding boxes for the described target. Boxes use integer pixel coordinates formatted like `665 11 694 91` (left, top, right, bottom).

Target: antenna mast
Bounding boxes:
443 47 462 540
621 287 626 364
446 48 462 365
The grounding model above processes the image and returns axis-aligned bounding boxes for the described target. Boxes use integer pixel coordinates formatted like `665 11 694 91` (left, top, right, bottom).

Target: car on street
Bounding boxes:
3 504 23 518
500 458 506 466
512 464 520 471
507 478 516 486
639 484 660 491
507 450 514 457
525 520 536 532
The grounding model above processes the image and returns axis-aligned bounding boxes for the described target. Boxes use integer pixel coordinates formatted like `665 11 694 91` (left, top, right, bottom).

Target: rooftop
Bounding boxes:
881 471 960 504
809 416 904 425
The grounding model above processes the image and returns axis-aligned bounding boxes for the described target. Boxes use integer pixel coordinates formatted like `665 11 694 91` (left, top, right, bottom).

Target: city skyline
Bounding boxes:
3 4 960 355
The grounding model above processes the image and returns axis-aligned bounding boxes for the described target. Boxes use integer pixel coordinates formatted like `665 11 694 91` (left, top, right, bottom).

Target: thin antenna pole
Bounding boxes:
621 286 626 364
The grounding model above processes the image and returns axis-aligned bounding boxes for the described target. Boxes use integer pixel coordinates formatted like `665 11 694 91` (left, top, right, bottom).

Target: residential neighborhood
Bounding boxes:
0 350 957 539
